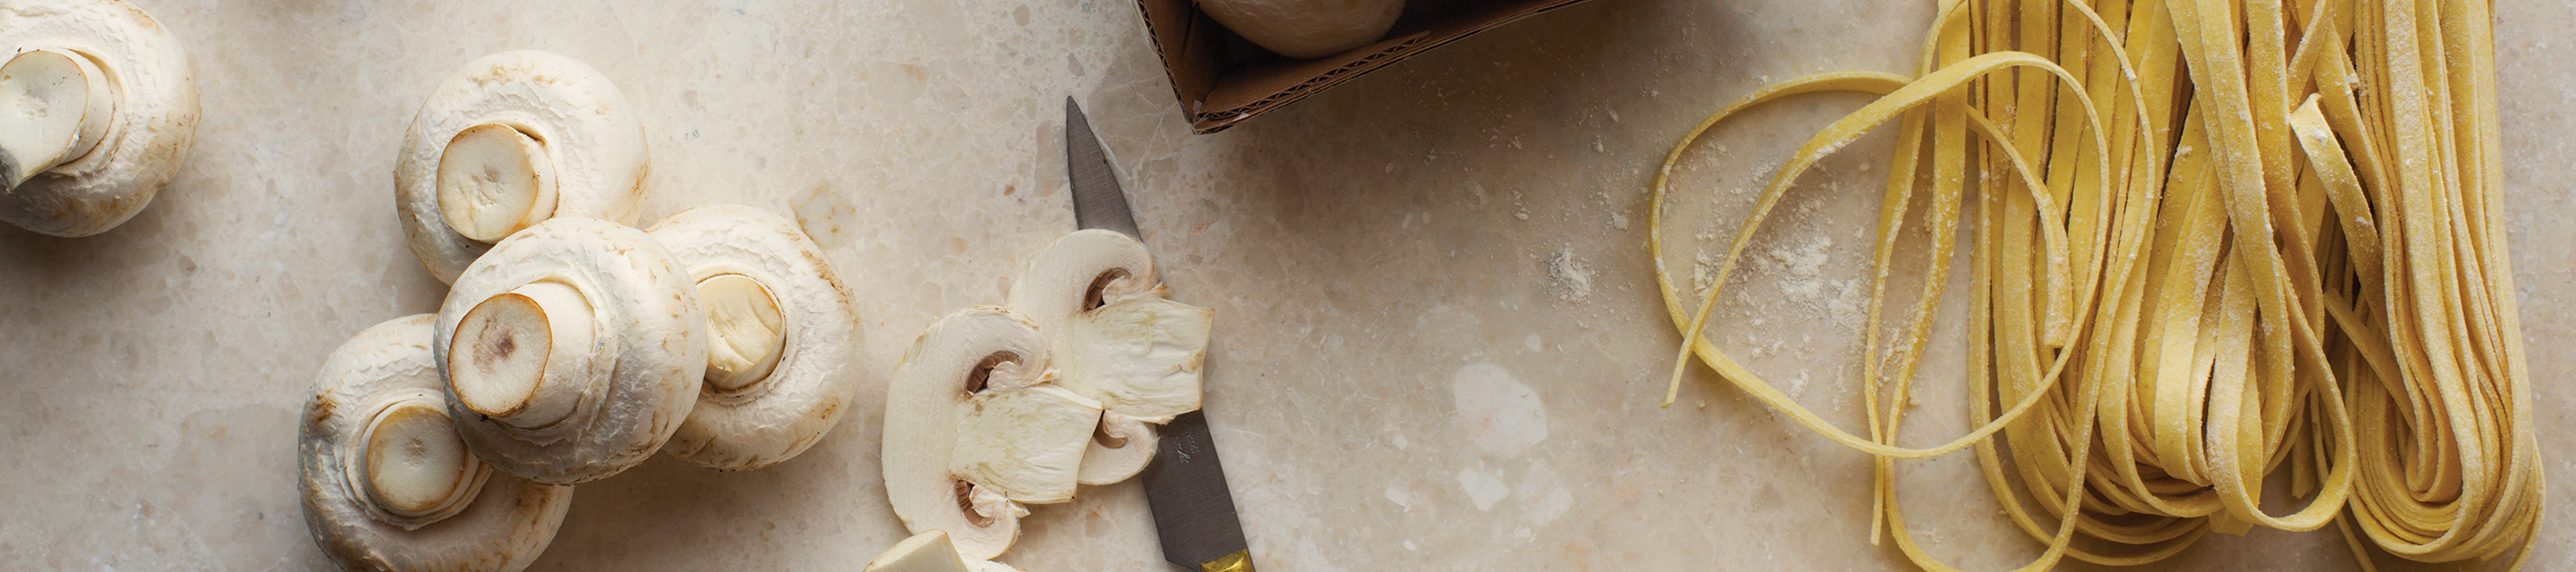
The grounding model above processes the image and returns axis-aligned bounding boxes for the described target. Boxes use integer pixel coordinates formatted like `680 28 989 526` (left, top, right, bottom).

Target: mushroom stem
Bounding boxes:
0 48 102 189
698 273 786 393
360 397 484 520
436 123 560 242
448 280 597 428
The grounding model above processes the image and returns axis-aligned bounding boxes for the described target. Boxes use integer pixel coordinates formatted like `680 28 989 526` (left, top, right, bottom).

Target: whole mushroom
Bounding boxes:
883 307 1104 560
648 205 863 471
396 50 648 283
301 315 573 572
0 0 199 237
1005 230 1214 485
436 216 706 484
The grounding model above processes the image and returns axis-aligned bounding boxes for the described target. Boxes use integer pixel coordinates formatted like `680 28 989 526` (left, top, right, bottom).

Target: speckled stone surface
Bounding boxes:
1 0 2569 569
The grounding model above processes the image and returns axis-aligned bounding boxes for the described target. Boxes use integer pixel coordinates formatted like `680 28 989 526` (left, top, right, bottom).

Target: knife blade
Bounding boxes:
1063 97 1256 572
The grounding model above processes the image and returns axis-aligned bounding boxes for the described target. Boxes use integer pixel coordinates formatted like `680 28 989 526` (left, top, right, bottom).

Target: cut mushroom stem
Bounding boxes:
0 48 106 189
699 273 786 392
448 280 596 428
436 123 561 242
360 397 481 519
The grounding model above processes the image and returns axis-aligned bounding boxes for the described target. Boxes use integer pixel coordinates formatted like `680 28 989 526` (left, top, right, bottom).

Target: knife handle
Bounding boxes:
1199 550 1254 572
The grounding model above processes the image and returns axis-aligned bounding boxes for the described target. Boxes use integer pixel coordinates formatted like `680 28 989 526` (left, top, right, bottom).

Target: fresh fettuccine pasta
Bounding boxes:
1647 0 2540 569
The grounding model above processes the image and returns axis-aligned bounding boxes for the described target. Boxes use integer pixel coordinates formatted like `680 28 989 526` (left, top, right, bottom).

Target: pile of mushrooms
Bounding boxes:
0 0 199 237
303 50 867 570
875 229 1212 567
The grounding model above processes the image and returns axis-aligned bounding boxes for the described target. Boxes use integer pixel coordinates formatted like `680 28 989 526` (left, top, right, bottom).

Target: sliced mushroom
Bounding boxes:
864 531 1027 572
866 530 971 572
0 0 200 237
1195 0 1406 59
397 50 648 283
648 205 863 471
301 315 573 572
1006 230 1215 484
435 216 706 484
884 307 1102 560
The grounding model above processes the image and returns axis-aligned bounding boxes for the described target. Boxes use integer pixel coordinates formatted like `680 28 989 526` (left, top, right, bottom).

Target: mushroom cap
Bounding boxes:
1194 0 1406 59
436 216 706 484
884 307 1075 560
648 205 864 471
0 0 199 237
396 50 648 283
301 315 573 572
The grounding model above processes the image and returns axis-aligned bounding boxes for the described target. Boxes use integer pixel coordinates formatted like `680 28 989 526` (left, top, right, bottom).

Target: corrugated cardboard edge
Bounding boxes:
1140 0 1597 133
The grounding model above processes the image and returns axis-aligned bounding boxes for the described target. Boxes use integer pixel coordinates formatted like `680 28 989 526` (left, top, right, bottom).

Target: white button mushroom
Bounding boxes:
1195 0 1407 59
646 205 864 471
884 307 1104 560
396 50 648 283
301 315 573 572
1005 230 1215 485
864 530 1027 572
0 0 199 237
435 216 707 484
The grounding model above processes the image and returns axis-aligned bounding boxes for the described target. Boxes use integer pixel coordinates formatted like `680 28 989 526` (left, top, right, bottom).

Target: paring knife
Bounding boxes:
1063 97 1257 572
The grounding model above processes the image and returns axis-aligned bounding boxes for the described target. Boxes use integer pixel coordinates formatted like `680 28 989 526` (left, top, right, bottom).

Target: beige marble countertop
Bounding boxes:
3 0 2569 569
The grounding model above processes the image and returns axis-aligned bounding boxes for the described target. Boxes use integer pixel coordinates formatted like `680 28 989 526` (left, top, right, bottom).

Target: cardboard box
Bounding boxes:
1138 0 1597 133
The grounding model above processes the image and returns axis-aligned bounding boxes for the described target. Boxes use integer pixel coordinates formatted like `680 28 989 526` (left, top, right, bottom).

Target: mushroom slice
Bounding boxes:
436 216 707 484
301 315 572 572
864 531 1030 572
952 383 1103 503
885 307 1100 560
1005 230 1216 484
397 50 648 283
648 205 865 471
866 530 970 572
0 1 200 237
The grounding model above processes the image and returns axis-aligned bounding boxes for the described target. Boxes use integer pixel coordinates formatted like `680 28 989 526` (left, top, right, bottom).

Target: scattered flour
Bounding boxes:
1546 248 1597 301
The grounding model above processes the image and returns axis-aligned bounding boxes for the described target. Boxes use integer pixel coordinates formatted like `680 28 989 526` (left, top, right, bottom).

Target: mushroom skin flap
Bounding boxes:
301 315 572 572
398 50 648 284
648 205 865 471
0 0 200 237
435 216 706 485
884 307 1099 560
1005 229 1215 485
